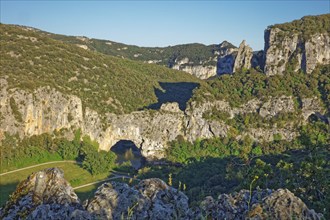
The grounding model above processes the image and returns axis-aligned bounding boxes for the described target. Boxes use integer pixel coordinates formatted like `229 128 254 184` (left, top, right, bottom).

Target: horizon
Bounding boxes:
0 1 329 50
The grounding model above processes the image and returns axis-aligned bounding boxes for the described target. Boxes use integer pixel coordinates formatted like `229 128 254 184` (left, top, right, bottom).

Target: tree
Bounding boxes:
58 139 79 160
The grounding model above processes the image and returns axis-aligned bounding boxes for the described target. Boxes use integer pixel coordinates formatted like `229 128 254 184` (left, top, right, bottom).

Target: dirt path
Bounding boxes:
0 160 80 176
73 174 137 190
0 161 138 191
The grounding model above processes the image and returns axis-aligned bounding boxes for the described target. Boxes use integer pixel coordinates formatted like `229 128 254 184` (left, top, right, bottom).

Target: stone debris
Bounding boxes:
0 168 323 220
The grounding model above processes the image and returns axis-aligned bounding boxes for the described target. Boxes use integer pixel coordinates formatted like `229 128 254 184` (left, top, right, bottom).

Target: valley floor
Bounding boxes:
0 161 133 206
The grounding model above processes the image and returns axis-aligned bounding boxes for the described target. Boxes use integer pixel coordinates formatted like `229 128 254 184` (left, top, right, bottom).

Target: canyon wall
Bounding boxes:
1 78 325 160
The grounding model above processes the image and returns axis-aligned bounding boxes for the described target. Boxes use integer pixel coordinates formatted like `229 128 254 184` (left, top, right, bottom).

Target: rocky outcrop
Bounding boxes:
0 83 83 138
217 40 264 75
160 102 181 113
101 110 184 159
0 168 323 219
0 78 326 160
233 40 253 72
0 168 189 219
304 33 330 73
168 40 262 76
264 28 330 75
243 127 297 142
197 188 323 220
259 95 295 118
301 97 328 122
172 62 217 79
85 178 189 219
0 168 91 220
167 41 259 78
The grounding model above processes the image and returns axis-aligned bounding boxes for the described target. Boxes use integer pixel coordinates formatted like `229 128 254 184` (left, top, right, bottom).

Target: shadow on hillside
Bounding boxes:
136 148 330 207
146 82 199 111
0 181 19 207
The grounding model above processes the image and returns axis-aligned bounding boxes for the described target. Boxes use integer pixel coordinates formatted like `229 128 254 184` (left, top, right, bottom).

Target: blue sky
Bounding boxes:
1 1 329 50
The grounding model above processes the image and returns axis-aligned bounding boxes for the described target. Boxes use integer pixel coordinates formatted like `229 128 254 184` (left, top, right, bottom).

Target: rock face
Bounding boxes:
0 77 326 160
0 168 91 220
198 188 323 220
0 78 83 139
304 33 330 73
168 15 330 77
85 178 189 219
217 53 235 74
169 41 237 79
301 97 325 121
171 58 217 79
216 42 238 75
216 40 263 75
264 27 330 75
167 40 262 78
259 95 295 118
0 168 323 219
160 102 181 113
233 40 253 72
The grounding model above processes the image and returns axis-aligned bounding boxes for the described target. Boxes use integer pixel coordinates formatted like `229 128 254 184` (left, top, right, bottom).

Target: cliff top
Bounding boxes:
269 14 330 39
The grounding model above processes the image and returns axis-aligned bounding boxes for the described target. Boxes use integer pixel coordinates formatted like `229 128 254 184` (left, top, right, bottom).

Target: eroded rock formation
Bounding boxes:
0 77 325 159
0 168 323 219
0 168 91 220
263 28 330 75
198 188 323 219
85 178 189 219
171 57 217 79
233 40 253 72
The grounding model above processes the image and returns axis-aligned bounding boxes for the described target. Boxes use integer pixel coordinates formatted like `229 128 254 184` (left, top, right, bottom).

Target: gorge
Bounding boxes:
0 13 329 219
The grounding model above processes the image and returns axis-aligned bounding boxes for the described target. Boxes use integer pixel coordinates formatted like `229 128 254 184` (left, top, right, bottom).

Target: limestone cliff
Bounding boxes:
14 15 327 79
233 40 253 72
168 41 238 79
0 167 323 219
1 77 325 160
170 15 330 77
264 14 330 75
171 57 217 79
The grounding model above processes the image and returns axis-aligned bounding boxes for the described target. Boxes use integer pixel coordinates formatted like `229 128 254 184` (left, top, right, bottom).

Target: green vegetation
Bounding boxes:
0 130 116 175
0 133 62 172
139 120 330 217
0 24 201 115
194 65 329 148
42 29 236 67
0 129 139 207
270 14 330 40
80 136 116 175
0 161 112 206
192 66 329 110
1 16 329 218
0 130 128 207
203 111 302 131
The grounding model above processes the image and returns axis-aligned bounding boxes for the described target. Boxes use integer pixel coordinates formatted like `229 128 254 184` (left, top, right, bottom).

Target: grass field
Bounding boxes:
0 162 113 206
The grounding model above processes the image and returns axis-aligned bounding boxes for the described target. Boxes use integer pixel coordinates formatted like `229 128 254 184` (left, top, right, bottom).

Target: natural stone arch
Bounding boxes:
307 112 329 124
110 139 145 170
307 113 319 123
110 140 141 155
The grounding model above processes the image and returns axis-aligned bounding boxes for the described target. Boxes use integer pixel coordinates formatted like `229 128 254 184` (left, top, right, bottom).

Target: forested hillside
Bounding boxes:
0 24 201 114
42 30 236 66
0 14 329 219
